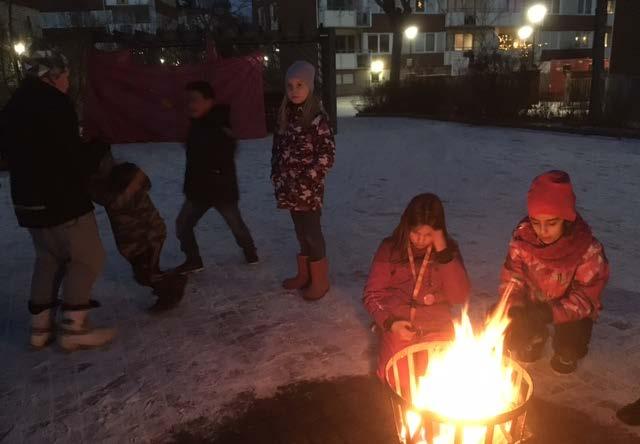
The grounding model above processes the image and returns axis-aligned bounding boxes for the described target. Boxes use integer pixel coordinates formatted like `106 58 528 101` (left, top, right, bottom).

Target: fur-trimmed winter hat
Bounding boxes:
23 47 69 78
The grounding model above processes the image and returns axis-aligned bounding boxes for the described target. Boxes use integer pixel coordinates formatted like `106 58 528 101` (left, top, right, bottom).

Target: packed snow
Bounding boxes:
1 101 639 442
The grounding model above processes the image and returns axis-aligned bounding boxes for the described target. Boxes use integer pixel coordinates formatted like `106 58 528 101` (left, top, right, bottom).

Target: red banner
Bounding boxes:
84 49 266 143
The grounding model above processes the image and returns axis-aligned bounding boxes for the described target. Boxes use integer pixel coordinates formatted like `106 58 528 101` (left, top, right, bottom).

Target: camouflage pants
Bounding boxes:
106 194 167 286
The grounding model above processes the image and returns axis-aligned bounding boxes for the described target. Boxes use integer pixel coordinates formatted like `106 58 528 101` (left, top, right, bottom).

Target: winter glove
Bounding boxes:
507 304 552 356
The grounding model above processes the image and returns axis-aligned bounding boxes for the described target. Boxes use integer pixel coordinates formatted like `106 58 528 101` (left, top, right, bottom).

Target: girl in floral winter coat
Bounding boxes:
499 170 609 374
364 194 470 380
272 61 336 301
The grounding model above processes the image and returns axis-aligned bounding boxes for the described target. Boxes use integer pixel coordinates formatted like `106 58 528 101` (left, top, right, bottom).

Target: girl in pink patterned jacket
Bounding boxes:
271 61 336 301
499 170 609 374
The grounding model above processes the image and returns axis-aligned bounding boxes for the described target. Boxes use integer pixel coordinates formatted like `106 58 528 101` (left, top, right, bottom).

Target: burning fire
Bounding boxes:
402 287 518 444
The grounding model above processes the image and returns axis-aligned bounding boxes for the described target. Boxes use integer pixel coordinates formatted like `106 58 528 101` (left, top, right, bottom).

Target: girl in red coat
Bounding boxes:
364 193 471 379
500 171 610 374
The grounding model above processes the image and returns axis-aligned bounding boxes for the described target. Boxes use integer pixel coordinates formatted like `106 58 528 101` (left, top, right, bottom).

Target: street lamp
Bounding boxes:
404 25 418 75
525 3 547 68
404 25 418 40
370 59 384 74
14 42 26 56
527 4 548 24
517 25 533 41
370 59 384 84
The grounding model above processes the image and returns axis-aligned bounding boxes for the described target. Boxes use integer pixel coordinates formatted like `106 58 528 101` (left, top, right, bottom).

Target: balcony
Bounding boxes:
336 53 357 70
319 0 370 28
356 10 371 27
446 9 522 28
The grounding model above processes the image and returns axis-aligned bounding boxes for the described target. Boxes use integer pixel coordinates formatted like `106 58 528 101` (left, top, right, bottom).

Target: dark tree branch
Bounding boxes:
589 0 607 123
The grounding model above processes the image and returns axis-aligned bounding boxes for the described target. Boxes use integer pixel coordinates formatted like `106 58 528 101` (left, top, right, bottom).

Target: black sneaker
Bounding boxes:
244 248 259 265
174 257 204 275
550 354 578 374
617 398 640 426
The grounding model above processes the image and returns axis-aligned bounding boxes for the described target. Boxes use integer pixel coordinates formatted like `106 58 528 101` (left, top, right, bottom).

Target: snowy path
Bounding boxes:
1 113 639 443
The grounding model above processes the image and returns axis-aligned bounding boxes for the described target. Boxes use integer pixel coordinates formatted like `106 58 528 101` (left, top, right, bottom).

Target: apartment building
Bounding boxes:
254 0 616 96
35 0 179 37
0 1 42 41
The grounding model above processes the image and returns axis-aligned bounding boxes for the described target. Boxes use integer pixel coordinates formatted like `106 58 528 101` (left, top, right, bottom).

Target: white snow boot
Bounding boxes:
30 308 56 349
58 310 116 352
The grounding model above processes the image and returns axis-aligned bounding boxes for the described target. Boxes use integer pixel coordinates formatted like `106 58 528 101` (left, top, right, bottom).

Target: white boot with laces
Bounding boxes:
30 308 56 349
58 310 116 352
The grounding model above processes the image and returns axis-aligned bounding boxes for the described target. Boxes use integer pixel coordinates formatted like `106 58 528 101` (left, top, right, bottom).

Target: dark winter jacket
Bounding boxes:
271 105 335 211
184 105 239 205
1 77 94 228
90 160 166 267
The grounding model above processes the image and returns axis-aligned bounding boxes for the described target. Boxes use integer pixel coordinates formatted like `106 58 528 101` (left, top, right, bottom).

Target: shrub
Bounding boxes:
360 71 539 122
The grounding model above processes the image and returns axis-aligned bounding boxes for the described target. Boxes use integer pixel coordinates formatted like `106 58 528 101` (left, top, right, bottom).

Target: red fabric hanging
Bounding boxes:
83 49 266 143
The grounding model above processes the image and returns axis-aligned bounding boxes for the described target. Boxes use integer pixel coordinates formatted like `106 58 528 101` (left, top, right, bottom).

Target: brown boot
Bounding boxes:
282 255 310 290
303 258 330 301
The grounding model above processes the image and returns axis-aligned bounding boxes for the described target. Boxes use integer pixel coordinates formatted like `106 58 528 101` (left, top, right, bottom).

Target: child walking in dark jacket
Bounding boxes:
175 81 257 274
272 61 336 301
89 146 187 312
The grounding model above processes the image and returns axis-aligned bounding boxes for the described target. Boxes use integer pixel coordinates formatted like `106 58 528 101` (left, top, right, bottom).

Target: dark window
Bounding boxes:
336 35 356 53
379 34 390 52
368 34 378 53
578 0 593 14
425 33 435 52
327 0 355 10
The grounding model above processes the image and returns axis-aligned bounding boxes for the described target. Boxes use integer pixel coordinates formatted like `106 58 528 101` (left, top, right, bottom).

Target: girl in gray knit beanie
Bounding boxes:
271 60 336 301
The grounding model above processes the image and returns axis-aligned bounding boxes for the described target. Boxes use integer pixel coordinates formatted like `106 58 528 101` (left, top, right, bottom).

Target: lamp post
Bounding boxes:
404 25 418 76
370 59 384 84
525 3 547 68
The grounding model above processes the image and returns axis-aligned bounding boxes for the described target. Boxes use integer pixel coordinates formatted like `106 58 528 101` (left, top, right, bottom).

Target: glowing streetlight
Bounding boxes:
14 42 26 56
404 25 418 40
370 60 384 74
517 25 533 40
527 3 548 24
263 55 269 62
160 58 165 64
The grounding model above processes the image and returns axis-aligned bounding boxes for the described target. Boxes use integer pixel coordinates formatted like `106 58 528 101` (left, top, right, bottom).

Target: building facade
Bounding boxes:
253 0 617 96
0 0 43 41
35 0 178 37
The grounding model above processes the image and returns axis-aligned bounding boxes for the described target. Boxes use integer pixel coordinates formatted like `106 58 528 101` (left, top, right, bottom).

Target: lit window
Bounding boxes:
573 31 591 48
415 0 425 12
454 33 473 51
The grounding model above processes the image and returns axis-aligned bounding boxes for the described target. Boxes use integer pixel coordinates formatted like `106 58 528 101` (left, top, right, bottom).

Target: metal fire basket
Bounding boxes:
385 342 534 444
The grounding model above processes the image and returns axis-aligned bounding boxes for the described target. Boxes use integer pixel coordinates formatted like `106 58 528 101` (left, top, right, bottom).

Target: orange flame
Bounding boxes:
403 282 517 444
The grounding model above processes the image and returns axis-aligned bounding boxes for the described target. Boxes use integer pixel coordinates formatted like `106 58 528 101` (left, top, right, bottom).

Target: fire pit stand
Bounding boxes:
385 342 534 444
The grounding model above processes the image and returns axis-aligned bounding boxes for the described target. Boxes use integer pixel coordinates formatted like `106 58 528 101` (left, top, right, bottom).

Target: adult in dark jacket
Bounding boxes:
175 81 257 274
1 48 114 351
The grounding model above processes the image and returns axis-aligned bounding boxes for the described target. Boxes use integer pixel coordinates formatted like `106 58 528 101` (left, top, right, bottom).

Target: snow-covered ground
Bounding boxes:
1 104 639 443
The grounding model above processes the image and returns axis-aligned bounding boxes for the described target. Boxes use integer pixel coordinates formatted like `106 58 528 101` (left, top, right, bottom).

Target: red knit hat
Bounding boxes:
527 170 577 221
